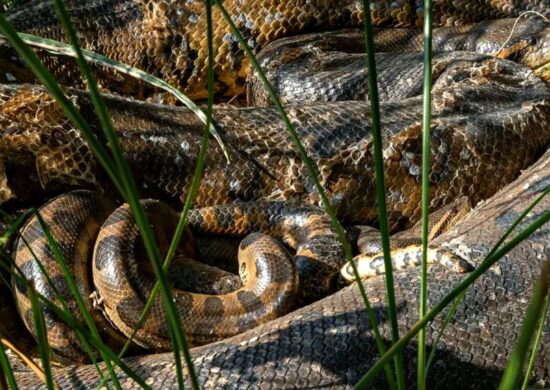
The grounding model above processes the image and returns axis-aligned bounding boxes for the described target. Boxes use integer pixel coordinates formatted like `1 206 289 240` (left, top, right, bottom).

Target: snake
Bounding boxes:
0 0 550 388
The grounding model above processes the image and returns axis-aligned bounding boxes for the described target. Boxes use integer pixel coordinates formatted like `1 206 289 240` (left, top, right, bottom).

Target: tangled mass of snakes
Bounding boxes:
0 0 550 388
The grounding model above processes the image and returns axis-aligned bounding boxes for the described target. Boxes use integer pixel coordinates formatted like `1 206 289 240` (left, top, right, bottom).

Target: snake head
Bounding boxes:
525 23 550 82
482 17 550 81
0 84 97 204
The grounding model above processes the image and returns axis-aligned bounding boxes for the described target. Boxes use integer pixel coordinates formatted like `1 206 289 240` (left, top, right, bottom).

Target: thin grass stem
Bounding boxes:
521 293 549 390
2 261 152 390
499 261 550 389
27 286 57 390
32 211 119 388
359 1 404 387
425 290 465 375
212 2 396 388
15 232 107 382
355 201 550 386
418 0 434 387
101 1 218 384
426 185 550 375
6 32 228 160
1 4 200 387
0 339 17 390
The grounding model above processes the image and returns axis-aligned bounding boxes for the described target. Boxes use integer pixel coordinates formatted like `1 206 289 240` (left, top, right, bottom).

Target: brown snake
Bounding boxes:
0 0 550 388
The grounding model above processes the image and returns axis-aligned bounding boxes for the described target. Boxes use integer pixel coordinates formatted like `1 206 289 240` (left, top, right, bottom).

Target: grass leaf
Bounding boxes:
355 195 550 386
418 0 434 387
499 261 550 389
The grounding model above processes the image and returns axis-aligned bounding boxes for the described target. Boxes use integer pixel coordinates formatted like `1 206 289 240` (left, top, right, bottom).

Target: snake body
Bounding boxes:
2 52 549 225
1 1 550 99
2 49 550 381
1 0 550 387
15 190 351 361
13 147 550 388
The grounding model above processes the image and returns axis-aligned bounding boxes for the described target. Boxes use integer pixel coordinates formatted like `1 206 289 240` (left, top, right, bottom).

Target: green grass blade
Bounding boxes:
424 291 465 376
0 15 124 196
6 32 228 161
48 1 191 385
0 209 33 249
164 0 215 281
50 0 128 183
355 201 550 386
99 0 220 385
359 0 403 387
521 293 549 390
499 261 550 389
0 6 199 387
21 215 114 386
418 0 434 387
0 338 17 390
2 261 152 390
8 257 109 388
426 185 550 375
212 2 396 388
15 232 107 383
27 285 56 390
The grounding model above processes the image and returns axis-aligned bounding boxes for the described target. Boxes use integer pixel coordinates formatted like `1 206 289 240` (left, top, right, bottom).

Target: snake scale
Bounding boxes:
0 0 550 388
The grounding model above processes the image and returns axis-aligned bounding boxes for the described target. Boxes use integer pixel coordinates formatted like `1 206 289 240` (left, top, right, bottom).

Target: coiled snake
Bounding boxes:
0 0 550 388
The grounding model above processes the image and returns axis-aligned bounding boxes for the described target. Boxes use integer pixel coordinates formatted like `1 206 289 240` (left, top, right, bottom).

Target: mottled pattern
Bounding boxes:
341 197 473 281
250 18 550 105
1 1 549 99
2 0 550 386
12 191 125 363
188 202 345 301
15 192 300 359
13 134 550 389
94 200 298 348
341 245 474 282
2 53 549 230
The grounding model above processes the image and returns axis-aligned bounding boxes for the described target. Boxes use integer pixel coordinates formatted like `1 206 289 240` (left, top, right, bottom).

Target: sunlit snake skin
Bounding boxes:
93 202 298 351
1 0 550 386
1 52 549 227
13 128 550 389
1 0 549 99
15 190 349 361
250 18 550 106
341 197 474 281
3 49 550 377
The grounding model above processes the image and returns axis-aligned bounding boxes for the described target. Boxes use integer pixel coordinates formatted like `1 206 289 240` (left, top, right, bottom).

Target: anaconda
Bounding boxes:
1 52 548 225
1 1 550 99
2 49 550 384
1 0 550 387
12 143 550 389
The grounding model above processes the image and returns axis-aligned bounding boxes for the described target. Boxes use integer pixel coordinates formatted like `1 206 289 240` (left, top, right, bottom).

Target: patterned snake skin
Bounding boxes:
2 51 550 386
1 0 550 99
1 0 550 388
14 191 346 362
11 145 550 388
